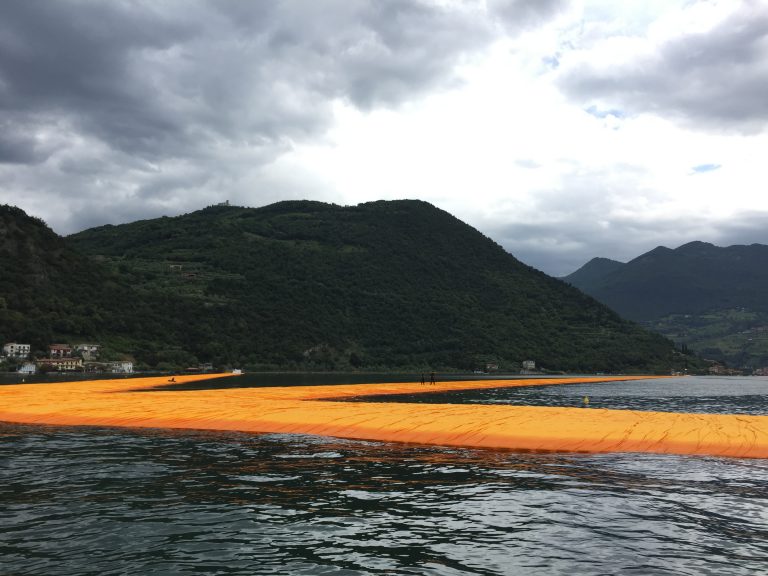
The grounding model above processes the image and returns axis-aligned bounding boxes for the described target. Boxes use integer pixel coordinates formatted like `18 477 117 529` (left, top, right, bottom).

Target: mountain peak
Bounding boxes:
588 256 623 266
644 245 673 255
561 257 624 289
565 239 768 369
676 240 716 253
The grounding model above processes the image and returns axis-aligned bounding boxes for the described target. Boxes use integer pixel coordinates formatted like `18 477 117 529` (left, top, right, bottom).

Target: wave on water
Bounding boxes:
2 421 768 575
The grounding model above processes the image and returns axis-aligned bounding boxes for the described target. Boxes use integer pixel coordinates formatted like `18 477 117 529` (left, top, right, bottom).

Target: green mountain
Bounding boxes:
0 204 197 365
0 205 117 351
564 241 768 369
2 201 685 372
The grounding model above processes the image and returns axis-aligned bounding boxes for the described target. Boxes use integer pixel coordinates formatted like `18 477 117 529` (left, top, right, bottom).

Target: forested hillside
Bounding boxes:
2 201 687 372
0 204 205 365
0 205 117 349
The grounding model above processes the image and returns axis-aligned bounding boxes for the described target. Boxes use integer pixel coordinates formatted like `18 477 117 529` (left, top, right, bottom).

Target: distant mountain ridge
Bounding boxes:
564 241 768 320
561 257 624 292
2 201 685 372
564 241 768 369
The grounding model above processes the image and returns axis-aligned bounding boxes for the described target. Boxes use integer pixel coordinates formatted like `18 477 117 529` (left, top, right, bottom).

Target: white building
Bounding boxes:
520 360 537 374
110 361 134 374
18 362 37 374
3 343 31 358
74 343 100 360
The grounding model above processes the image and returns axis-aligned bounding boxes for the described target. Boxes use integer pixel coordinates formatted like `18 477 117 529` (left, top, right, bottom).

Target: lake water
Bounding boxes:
355 376 768 416
2 376 768 575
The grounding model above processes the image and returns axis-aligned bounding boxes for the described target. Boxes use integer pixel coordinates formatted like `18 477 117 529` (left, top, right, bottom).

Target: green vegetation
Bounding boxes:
564 241 768 369
0 205 122 353
2 202 687 372
647 309 768 369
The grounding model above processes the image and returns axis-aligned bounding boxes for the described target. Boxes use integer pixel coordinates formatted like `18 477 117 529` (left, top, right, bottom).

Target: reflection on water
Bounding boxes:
2 423 768 575
3 376 768 574
149 374 768 417
151 372 548 392
357 377 768 416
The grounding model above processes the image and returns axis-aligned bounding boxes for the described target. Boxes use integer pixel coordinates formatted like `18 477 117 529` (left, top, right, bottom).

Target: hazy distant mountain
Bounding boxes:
564 241 768 368
560 257 625 293
564 241 768 320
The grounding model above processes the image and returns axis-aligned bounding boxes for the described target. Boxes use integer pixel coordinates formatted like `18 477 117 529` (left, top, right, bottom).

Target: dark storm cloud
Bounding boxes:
0 0 496 162
487 0 567 32
558 2 768 133
0 119 57 164
2 0 566 234
0 2 197 158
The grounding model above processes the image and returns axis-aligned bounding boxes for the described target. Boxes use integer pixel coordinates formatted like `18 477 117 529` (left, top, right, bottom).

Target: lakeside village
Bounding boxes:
1 342 134 375
3 341 765 377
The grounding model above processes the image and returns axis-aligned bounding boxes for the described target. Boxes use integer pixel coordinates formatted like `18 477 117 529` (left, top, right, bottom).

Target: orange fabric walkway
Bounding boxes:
1 373 767 458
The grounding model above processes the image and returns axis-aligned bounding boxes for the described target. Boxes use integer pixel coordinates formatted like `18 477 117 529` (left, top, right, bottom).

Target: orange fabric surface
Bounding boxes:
1 373 767 458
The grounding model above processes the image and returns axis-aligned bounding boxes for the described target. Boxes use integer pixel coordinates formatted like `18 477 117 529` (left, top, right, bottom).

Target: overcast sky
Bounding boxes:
1 0 767 276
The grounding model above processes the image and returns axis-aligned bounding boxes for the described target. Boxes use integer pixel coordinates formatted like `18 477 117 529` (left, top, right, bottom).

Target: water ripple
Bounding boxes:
2 422 768 575
3 378 768 574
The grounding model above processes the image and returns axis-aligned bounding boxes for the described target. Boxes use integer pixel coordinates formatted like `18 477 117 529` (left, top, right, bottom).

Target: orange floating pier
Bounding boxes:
1 373 767 458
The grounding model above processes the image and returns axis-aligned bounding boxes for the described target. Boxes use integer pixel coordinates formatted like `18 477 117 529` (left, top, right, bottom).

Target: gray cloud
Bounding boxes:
558 2 768 133
0 0 496 161
0 2 196 157
473 164 768 276
1 0 546 234
487 0 567 33
0 119 58 164
708 211 768 247
488 210 768 277
8 0 760 281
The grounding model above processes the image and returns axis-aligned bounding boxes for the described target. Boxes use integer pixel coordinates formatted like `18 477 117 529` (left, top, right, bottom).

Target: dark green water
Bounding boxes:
2 376 768 574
